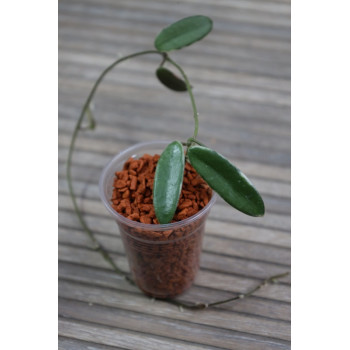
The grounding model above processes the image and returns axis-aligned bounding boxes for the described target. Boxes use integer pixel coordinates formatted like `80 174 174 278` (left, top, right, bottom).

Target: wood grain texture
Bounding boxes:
58 0 290 348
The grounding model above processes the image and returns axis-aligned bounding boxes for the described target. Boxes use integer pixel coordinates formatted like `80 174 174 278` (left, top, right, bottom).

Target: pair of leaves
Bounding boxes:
153 142 265 224
154 15 212 92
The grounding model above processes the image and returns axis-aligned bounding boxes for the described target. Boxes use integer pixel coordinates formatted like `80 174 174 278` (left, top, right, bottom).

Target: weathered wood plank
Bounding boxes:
59 1 290 40
58 212 290 267
58 83 290 139
58 146 290 198
59 89 290 134
58 35 289 78
58 53 290 100
58 260 291 321
59 191 289 261
59 0 291 28
58 206 290 251
58 242 290 303
155 0 291 14
58 135 290 182
58 281 290 341
58 101 290 152
59 76 290 127
58 42 289 83
58 120 290 168
59 31 289 67
58 226 291 281
59 27 290 71
59 336 125 350
58 186 290 232
59 48 290 92
59 298 290 350
58 318 220 350
58 83 290 167
59 158 290 197
58 140 290 187
60 235 289 292
58 175 290 217
58 109 289 153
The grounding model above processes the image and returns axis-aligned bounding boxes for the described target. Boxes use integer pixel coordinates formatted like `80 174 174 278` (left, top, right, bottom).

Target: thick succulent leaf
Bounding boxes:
156 67 187 92
154 15 213 52
187 146 265 217
153 141 185 224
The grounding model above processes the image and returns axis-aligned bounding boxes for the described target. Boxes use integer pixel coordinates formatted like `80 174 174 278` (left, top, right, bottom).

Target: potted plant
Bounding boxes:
67 15 287 308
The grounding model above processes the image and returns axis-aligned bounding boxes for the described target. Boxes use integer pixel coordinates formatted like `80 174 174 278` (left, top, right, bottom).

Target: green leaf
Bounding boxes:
156 67 188 92
153 141 185 224
187 146 265 217
154 15 213 52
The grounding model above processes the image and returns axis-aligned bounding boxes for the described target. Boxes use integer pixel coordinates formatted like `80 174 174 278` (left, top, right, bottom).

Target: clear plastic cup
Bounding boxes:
99 141 216 298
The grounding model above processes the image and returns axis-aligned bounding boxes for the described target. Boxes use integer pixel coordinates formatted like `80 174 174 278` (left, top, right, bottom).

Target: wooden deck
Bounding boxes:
58 0 291 349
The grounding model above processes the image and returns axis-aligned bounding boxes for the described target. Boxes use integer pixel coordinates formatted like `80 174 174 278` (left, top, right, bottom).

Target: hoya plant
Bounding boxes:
150 16 264 224
67 15 264 225
66 16 286 309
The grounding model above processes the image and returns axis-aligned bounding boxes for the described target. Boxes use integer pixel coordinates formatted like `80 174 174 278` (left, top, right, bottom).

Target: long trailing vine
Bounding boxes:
66 15 289 310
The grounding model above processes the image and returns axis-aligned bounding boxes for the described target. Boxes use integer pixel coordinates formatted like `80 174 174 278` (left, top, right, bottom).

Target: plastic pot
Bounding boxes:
99 141 216 298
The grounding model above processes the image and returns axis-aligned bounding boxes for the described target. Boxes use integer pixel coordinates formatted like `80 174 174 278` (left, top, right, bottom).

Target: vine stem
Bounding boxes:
166 272 290 310
66 49 289 310
165 56 199 139
66 49 163 281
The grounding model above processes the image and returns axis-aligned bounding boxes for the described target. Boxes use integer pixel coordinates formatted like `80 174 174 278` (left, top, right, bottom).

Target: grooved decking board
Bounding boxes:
58 0 290 348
